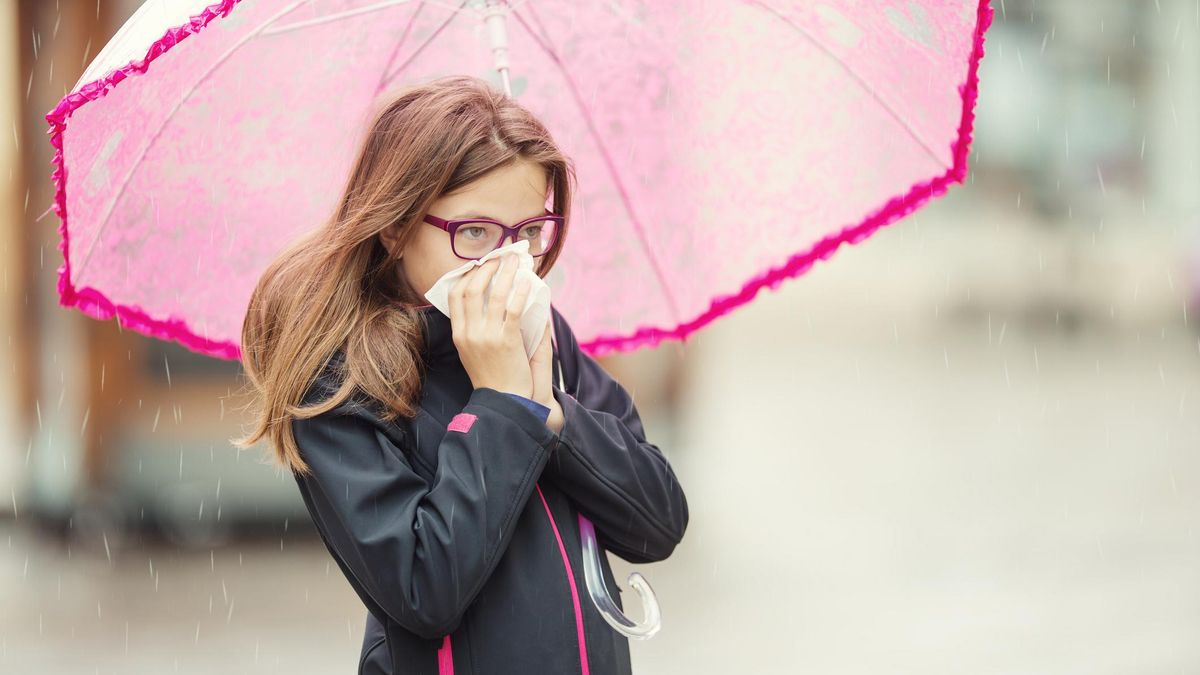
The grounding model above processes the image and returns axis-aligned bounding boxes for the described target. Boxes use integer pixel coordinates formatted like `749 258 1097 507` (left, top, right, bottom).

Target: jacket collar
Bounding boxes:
412 303 459 365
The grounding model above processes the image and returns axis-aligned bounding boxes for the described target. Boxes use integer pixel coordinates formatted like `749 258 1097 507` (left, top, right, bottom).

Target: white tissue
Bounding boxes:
422 239 552 358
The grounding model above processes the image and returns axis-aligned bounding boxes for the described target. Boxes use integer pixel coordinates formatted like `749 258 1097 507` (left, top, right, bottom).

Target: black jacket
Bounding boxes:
291 304 689 674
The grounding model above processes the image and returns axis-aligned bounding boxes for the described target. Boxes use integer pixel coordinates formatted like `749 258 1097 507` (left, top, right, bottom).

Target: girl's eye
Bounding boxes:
520 225 542 239
462 226 488 239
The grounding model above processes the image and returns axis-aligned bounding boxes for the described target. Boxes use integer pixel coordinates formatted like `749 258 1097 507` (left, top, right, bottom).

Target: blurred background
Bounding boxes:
2 0 1199 673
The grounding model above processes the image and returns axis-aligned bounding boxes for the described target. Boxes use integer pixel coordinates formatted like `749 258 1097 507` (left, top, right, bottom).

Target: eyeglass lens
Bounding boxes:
453 218 558 259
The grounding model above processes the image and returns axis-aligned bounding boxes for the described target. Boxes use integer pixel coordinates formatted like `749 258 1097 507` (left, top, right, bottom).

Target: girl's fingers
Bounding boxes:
464 258 500 326
487 255 520 327
504 272 533 335
528 316 553 404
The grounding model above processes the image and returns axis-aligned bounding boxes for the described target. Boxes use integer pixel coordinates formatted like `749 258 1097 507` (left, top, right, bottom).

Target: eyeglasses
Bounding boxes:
422 209 563 260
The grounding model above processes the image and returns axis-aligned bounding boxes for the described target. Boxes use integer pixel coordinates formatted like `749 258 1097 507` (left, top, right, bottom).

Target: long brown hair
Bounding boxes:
233 75 575 477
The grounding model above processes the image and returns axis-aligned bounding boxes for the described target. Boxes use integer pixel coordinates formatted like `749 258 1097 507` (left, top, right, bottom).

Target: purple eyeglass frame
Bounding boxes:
422 209 564 260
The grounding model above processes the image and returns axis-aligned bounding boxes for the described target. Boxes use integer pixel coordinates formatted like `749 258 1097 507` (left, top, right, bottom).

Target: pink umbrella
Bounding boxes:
44 0 993 638
47 0 992 359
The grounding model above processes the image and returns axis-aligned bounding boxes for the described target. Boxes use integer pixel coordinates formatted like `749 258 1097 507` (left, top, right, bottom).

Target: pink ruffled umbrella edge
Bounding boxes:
593 0 996 357
45 0 243 360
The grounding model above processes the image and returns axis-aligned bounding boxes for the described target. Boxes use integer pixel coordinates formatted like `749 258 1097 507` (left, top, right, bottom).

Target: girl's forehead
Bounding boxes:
438 162 550 217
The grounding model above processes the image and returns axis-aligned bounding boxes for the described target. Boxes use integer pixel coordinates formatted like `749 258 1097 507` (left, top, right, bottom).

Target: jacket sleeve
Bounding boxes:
504 392 552 421
291 383 557 640
544 307 690 565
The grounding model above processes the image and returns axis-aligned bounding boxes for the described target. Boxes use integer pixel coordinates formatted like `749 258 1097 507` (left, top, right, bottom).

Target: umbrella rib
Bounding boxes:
747 0 950 170
74 0 311 278
510 3 685 329
372 1 426 97
377 1 473 92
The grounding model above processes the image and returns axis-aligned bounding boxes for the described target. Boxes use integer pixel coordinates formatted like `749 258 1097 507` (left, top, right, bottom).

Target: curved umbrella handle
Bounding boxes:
578 514 662 639
548 309 662 639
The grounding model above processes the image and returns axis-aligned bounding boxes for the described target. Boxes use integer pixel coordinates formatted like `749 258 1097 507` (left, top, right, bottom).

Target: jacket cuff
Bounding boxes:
503 393 552 423
550 387 587 452
470 387 559 448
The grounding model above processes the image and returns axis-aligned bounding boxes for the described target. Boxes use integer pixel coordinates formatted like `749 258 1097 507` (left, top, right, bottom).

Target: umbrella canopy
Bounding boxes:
46 0 992 361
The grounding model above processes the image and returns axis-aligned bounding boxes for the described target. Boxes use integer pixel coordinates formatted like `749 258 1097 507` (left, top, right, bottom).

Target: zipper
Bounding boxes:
437 634 454 675
535 483 591 675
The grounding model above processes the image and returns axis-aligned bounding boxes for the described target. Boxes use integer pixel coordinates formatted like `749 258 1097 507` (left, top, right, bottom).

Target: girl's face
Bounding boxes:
384 158 551 300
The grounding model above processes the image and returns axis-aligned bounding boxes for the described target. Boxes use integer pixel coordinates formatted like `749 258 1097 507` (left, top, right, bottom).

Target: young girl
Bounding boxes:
235 75 689 675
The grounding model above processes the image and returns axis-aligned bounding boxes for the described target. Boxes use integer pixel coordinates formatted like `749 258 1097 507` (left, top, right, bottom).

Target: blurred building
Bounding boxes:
0 1 307 555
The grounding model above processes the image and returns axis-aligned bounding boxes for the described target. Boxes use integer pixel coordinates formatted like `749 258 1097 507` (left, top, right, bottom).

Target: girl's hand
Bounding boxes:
449 255 535 398
530 317 565 433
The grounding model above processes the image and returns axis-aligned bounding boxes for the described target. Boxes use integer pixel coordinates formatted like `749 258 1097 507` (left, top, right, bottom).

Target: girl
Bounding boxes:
235 75 689 675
